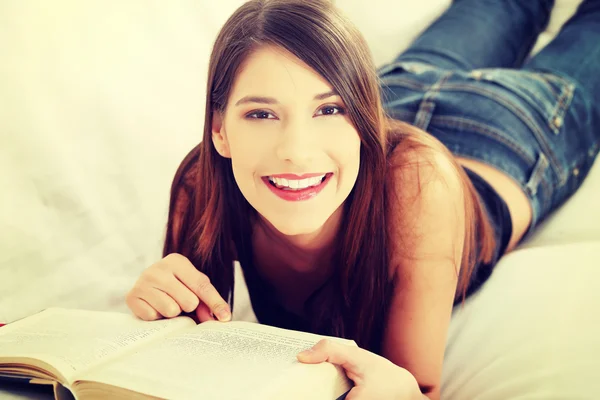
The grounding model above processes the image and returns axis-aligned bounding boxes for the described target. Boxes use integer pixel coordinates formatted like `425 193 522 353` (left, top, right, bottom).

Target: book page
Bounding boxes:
79 321 355 400
0 308 195 383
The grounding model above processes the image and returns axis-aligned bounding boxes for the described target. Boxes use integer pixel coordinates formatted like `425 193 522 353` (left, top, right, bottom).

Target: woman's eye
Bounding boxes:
245 105 346 120
316 105 346 116
246 110 276 120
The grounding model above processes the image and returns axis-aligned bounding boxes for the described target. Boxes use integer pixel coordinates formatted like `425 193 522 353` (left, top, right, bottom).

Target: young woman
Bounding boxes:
126 0 600 398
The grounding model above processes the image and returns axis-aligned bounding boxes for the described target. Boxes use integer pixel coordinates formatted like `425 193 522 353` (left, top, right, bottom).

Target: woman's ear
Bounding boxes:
211 112 231 158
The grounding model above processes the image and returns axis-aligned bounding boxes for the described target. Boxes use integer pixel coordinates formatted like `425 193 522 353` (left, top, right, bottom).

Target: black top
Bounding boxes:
242 253 312 333
241 166 512 329
460 166 513 299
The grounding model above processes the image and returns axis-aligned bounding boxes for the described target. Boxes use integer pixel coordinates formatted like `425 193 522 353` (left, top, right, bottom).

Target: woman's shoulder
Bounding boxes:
385 128 468 272
387 126 464 199
387 145 465 232
385 121 498 299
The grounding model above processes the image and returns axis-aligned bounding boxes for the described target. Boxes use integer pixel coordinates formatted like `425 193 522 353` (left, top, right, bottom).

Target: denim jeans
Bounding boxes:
378 0 600 244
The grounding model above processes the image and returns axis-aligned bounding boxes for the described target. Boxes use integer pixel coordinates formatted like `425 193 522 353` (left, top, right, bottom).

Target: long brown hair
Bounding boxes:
163 0 496 352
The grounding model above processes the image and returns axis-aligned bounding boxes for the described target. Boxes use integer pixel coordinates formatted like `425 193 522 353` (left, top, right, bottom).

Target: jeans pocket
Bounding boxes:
467 68 576 186
468 69 576 135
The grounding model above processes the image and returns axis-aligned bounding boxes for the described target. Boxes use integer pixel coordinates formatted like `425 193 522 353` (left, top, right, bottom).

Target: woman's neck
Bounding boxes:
251 206 344 311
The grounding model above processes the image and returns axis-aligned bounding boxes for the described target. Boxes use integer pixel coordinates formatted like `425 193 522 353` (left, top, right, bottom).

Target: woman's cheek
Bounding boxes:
228 125 271 159
329 128 361 163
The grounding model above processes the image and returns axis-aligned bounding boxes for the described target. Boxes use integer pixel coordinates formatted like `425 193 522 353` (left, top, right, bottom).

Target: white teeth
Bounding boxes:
268 174 326 190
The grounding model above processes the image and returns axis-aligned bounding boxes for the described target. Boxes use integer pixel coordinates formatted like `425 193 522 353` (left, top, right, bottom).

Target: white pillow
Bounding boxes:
442 241 600 398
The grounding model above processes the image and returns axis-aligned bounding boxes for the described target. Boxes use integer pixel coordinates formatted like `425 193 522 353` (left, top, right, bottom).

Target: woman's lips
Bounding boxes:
268 172 328 179
262 173 333 202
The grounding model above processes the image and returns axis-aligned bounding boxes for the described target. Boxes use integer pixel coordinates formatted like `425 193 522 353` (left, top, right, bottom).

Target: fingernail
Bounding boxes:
216 309 231 322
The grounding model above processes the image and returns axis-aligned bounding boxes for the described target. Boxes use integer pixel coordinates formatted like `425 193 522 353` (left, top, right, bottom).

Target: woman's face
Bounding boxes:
212 45 361 236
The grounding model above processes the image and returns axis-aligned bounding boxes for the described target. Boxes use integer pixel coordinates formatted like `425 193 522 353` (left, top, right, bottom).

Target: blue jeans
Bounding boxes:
378 0 600 244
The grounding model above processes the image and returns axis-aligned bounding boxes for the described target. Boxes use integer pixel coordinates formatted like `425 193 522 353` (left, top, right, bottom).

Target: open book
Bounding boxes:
0 308 354 400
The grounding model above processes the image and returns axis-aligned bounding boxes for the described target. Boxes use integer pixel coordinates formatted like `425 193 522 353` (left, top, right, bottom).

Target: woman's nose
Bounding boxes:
274 118 318 164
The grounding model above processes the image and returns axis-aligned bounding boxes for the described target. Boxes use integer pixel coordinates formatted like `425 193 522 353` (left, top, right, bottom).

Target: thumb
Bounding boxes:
297 339 364 377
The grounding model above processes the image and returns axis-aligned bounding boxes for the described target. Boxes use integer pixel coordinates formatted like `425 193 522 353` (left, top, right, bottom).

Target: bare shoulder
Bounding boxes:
388 142 463 200
386 143 466 275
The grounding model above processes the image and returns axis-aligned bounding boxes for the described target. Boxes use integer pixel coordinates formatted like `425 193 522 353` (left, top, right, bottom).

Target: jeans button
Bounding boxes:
471 71 483 80
573 168 580 176
553 116 563 128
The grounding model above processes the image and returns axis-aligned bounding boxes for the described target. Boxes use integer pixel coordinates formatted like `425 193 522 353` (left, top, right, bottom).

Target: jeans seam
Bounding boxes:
529 73 559 97
414 73 452 130
537 177 552 221
525 153 549 197
431 115 536 165
438 82 568 186
549 82 575 135
414 101 435 130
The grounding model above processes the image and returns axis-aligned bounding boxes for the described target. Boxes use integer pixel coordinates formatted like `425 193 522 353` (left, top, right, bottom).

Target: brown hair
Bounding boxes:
163 0 496 352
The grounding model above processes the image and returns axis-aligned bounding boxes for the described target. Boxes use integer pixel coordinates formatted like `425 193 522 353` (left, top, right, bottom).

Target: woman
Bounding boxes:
126 0 600 398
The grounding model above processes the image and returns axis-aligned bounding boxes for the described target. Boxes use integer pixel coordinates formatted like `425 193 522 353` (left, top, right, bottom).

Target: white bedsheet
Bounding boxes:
1 0 598 398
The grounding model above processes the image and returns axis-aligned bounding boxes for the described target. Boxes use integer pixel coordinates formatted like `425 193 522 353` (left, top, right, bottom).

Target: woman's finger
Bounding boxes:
297 339 366 378
127 296 161 321
156 271 200 313
168 255 231 321
344 385 367 400
140 286 182 319
195 301 216 323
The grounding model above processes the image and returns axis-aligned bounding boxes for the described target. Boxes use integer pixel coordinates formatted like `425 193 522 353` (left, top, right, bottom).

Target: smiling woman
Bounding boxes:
124 0 600 398
128 1 494 398
137 0 494 397
211 45 361 236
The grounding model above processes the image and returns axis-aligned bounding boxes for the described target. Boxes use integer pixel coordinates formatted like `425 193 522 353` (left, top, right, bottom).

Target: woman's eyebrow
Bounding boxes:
234 90 339 107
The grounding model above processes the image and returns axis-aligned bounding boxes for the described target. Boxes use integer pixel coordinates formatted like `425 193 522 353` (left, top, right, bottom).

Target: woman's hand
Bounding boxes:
297 339 423 400
126 253 231 323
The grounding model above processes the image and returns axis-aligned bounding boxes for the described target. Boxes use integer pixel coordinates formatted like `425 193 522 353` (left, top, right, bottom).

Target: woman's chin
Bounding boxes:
268 217 327 237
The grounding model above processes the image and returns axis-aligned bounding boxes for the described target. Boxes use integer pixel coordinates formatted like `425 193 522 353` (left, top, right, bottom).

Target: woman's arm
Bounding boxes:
383 147 467 400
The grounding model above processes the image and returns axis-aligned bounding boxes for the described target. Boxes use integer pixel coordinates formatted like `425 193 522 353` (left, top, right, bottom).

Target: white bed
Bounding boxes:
1 0 598 398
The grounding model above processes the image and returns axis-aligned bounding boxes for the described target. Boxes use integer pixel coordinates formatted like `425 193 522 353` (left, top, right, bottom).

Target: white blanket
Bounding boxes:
1 0 598 398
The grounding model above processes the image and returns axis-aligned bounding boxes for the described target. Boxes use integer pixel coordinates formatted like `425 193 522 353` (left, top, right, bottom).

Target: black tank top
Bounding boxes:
241 166 512 329
460 166 513 299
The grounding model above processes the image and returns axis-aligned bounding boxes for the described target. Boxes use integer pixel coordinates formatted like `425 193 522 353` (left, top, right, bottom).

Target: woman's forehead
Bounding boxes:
229 45 336 105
